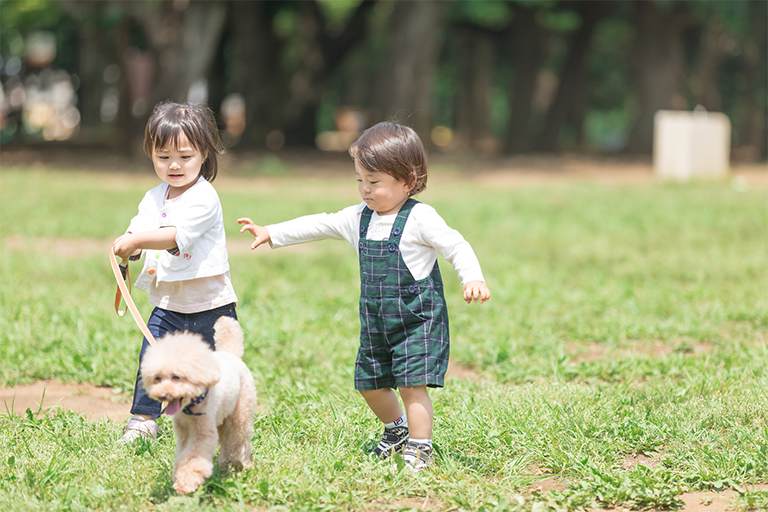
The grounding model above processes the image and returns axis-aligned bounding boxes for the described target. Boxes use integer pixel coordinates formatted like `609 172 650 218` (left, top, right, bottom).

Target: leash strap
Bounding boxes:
110 247 157 346
114 258 130 317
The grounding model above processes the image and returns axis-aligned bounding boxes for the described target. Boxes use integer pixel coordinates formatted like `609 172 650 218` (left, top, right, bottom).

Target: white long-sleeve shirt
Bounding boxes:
127 176 237 313
267 202 485 285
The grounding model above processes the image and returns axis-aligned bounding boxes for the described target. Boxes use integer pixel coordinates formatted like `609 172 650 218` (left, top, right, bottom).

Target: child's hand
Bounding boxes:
113 234 141 260
463 280 491 304
237 218 271 250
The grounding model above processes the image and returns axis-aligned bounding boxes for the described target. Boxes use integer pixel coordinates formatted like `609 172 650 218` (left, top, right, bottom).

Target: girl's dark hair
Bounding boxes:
143 101 224 182
349 122 427 196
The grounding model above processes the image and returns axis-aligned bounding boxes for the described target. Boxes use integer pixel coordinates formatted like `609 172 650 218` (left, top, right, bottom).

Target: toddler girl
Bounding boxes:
113 101 237 443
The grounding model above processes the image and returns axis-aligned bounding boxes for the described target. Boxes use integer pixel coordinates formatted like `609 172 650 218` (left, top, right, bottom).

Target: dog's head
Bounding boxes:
140 331 221 416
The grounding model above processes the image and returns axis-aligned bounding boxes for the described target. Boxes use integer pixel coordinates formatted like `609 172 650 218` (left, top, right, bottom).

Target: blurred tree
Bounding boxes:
2 0 765 160
742 1 767 159
450 0 512 151
140 1 227 107
535 1 610 151
373 0 446 139
625 0 692 154
504 2 546 153
0 0 62 58
60 0 227 154
227 0 375 148
72 2 108 132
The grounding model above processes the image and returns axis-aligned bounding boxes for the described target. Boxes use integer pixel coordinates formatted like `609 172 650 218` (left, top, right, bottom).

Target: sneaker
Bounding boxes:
372 425 409 459
118 416 159 444
403 440 432 472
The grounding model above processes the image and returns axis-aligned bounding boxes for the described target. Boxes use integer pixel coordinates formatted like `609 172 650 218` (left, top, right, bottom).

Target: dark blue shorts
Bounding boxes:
130 303 237 416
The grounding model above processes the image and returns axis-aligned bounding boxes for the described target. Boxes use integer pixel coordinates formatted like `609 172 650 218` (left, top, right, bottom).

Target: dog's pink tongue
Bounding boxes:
164 398 181 416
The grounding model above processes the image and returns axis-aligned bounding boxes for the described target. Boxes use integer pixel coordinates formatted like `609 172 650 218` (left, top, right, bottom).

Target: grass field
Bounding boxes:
1 162 767 511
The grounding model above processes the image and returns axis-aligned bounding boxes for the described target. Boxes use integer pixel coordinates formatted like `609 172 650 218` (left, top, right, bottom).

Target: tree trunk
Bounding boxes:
141 1 228 106
229 0 285 148
567 74 590 148
113 18 139 156
693 19 726 111
374 0 445 140
625 1 691 154
76 3 106 131
454 29 494 149
58 1 115 140
504 5 544 153
206 22 230 129
280 4 326 146
740 42 768 161
284 0 377 146
535 1 607 152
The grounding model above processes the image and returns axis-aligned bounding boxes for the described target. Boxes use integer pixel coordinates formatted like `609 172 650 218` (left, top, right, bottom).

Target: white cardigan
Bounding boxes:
267 202 486 285
127 176 230 291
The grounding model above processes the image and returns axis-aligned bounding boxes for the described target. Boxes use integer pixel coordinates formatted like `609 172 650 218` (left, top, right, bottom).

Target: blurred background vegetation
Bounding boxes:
1 0 765 161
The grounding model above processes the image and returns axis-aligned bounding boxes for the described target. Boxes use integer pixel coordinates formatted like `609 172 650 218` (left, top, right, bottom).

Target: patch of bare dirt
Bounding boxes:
360 495 444 512
3 235 114 258
565 341 717 364
527 477 569 496
445 360 483 382
620 452 662 471
0 380 131 421
674 485 768 512
0 380 267 422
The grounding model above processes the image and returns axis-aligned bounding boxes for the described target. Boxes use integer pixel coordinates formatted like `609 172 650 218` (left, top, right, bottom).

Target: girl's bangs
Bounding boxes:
151 119 203 153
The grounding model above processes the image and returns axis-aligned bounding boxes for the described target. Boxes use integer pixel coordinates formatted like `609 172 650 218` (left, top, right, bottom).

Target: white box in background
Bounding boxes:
653 109 731 180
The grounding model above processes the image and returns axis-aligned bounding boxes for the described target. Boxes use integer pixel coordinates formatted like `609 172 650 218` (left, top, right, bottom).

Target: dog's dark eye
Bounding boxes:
155 376 162 382
171 374 180 381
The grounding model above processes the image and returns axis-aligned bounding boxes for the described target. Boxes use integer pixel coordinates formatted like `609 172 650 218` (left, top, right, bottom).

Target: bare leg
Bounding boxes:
359 388 404 424
398 386 432 439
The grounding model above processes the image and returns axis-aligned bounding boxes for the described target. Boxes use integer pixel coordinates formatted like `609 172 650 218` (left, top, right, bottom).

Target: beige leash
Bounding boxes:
110 247 157 346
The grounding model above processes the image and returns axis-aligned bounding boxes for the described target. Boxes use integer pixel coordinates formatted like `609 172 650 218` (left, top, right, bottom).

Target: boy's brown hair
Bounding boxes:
349 122 427 196
143 101 224 182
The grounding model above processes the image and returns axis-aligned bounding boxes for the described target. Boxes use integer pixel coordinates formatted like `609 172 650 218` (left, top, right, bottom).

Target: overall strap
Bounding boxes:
359 198 419 244
359 206 374 238
389 198 419 246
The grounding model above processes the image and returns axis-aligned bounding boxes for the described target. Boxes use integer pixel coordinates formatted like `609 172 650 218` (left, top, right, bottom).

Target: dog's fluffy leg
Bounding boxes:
218 370 256 470
173 421 219 494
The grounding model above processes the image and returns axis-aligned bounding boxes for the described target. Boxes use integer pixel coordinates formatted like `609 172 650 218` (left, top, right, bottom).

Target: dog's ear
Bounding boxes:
175 336 221 388
186 356 221 388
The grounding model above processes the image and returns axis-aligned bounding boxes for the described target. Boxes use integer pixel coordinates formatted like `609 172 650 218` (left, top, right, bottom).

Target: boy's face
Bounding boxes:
355 161 412 216
152 132 204 199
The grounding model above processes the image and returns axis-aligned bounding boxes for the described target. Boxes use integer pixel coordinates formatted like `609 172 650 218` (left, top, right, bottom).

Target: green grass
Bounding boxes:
1 165 767 511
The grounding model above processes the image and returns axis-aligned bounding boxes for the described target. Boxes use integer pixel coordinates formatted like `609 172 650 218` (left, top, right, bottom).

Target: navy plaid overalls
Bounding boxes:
354 198 450 391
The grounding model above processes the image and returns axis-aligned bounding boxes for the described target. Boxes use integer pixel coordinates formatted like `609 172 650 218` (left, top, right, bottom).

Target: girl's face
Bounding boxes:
355 161 413 216
152 132 205 199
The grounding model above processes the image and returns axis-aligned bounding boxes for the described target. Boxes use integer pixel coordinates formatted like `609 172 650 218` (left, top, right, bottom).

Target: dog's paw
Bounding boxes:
173 459 212 494
173 474 205 495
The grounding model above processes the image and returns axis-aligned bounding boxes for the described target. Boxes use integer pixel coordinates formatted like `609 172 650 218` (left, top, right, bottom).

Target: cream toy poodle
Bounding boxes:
141 316 256 494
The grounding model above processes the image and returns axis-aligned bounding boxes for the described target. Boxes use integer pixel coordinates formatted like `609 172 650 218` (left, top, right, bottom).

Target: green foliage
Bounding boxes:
0 0 58 56
451 1 513 31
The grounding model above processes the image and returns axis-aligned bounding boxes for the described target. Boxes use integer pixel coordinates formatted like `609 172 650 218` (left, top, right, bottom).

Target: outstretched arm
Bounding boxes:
463 280 491 304
237 217 272 250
